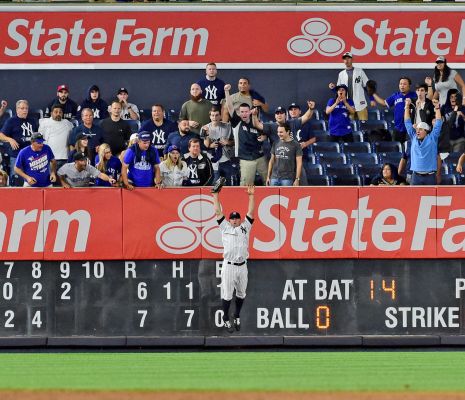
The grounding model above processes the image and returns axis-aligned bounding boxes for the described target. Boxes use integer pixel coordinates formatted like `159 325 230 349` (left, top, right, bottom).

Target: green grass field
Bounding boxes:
1 352 465 392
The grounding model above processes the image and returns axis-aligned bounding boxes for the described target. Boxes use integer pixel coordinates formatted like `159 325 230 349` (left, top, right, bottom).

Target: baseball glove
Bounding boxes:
366 80 377 96
211 176 226 193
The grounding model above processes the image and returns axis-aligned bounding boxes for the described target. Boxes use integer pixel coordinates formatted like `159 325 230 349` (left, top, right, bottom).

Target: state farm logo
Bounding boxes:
287 18 345 57
155 194 223 254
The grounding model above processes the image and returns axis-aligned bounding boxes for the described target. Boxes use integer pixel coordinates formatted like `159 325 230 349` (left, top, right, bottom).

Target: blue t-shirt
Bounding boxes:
197 77 226 106
164 131 199 155
1 116 39 157
123 146 160 187
385 91 417 132
327 98 354 136
139 118 178 158
15 144 55 187
295 122 315 160
94 154 122 187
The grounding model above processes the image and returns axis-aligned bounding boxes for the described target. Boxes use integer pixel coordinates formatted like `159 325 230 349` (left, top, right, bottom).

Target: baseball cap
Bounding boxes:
436 56 446 63
57 84 69 92
288 103 301 110
73 152 87 161
138 131 153 142
335 84 349 92
416 122 431 131
275 106 286 114
117 87 128 95
76 133 89 141
342 52 353 59
167 145 180 153
229 211 241 219
31 132 44 143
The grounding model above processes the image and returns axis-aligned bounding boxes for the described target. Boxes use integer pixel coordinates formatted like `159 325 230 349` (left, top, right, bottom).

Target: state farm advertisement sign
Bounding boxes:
0 5 465 67
1 187 465 260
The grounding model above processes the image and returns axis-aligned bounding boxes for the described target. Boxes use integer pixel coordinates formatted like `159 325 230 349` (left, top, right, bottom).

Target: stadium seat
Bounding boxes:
382 109 395 129
139 108 151 121
308 119 327 131
304 163 323 176
440 174 458 185
316 152 347 165
359 120 389 138
374 141 403 153
348 153 379 165
356 164 383 185
342 142 372 154
444 152 462 167
440 164 450 175
126 119 140 134
310 109 321 120
326 164 355 176
29 108 43 121
307 174 331 186
313 130 331 142
367 109 381 120
331 174 362 186
167 108 179 122
350 120 359 131
312 142 340 153
378 152 403 165
352 131 364 142
3 108 13 119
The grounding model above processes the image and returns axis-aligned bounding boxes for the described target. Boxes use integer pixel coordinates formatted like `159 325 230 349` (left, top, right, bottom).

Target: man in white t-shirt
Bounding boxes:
212 184 255 333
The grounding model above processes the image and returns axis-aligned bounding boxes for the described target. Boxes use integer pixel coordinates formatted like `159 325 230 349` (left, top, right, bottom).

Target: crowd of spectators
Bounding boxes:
1 57 465 189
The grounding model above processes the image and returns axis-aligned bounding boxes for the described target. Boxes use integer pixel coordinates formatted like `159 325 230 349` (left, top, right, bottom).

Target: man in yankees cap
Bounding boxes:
212 181 255 333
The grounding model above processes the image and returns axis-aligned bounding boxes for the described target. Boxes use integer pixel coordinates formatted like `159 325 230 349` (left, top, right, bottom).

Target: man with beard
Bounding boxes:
39 103 74 173
0 99 39 186
179 83 212 135
44 84 78 120
223 77 268 121
165 119 199 155
58 152 115 188
139 104 177 158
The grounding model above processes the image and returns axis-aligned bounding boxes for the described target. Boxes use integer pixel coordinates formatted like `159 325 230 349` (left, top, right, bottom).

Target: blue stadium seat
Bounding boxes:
167 108 179 122
312 142 340 153
356 164 383 185
352 131 364 142
126 119 140 134
440 174 458 185
359 120 389 133
139 108 151 121
348 153 379 165
378 152 403 165
29 108 43 121
367 109 381 120
3 108 13 119
332 174 362 186
440 164 450 175
305 163 323 176
444 152 462 167
326 164 355 176
308 119 327 131
305 154 316 164
342 142 372 154
316 152 347 165
307 174 331 186
374 141 402 153
313 130 331 142
350 120 359 131
382 109 395 129
310 109 321 120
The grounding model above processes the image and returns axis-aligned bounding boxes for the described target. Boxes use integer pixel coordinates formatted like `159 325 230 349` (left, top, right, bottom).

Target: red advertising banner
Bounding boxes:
4 187 465 260
0 5 464 67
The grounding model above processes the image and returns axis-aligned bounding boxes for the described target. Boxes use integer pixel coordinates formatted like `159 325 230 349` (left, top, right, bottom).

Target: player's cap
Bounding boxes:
436 56 446 63
117 87 128 95
288 103 301 110
335 84 349 92
416 122 431 131
342 52 353 59
138 131 153 142
167 145 180 153
73 152 87 161
76 133 90 142
57 84 69 92
31 132 45 143
229 211 241 219
274 106 286 114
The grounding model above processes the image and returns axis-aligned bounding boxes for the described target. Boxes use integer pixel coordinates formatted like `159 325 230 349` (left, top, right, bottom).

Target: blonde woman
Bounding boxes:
159 145 189 187
94 143 121 187
119 133 138 164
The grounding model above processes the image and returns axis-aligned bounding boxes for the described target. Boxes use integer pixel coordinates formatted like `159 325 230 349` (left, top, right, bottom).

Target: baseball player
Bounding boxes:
212 182 255 333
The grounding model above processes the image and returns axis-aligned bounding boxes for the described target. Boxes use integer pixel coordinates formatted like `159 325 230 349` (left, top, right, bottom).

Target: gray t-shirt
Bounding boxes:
205 121 234 162
58 162 100 187
270 139 303 180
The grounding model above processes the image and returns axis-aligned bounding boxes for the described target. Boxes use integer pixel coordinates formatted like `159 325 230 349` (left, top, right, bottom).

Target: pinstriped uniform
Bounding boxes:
218 216 253 301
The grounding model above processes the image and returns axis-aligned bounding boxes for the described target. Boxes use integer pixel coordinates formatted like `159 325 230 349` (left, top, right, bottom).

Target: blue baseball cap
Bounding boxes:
138 131 152 142
167 145 180 153
31 132 44 143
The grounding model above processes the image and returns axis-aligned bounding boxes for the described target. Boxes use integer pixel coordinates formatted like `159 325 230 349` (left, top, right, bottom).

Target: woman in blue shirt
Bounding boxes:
94 143 121 187
326 84 355 142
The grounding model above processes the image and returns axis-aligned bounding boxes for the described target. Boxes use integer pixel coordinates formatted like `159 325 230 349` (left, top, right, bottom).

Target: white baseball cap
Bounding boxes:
417 122 430 131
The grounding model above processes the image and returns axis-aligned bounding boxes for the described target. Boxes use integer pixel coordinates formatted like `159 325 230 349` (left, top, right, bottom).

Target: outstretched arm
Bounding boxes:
246 185 255 219
212 192 224 220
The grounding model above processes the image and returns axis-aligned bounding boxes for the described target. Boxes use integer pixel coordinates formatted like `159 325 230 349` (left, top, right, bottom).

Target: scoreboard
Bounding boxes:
1 259 465 339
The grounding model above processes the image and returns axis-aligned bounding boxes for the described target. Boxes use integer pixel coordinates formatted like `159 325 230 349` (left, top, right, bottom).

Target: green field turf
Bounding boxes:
0 352 465 392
